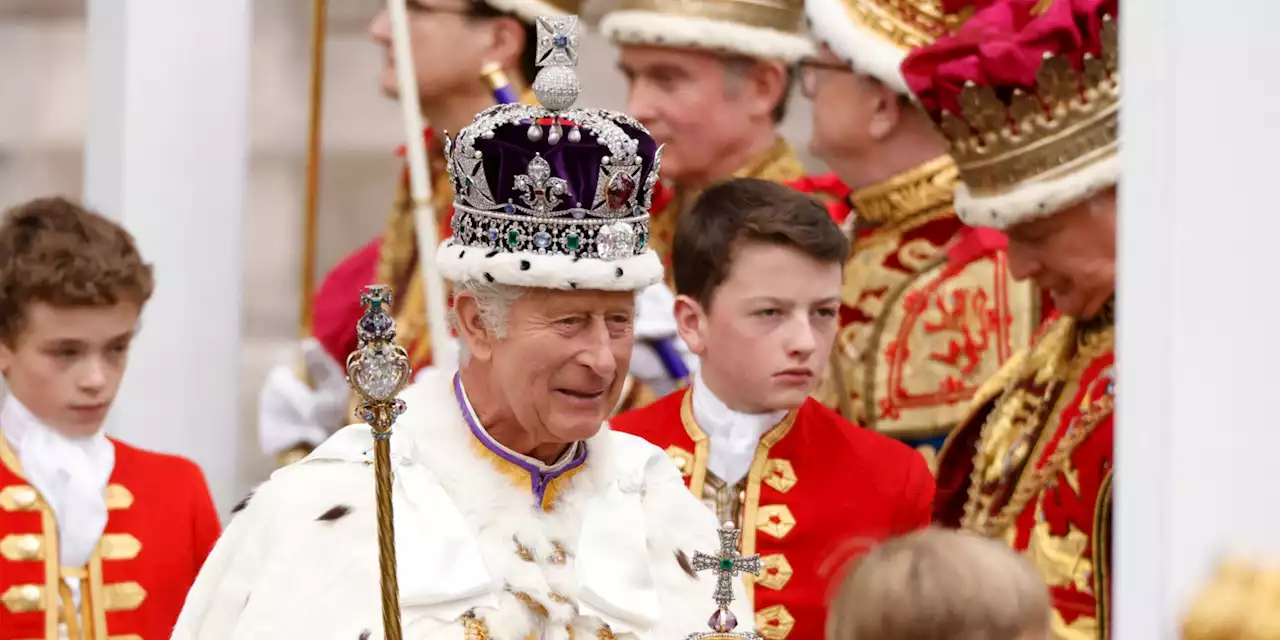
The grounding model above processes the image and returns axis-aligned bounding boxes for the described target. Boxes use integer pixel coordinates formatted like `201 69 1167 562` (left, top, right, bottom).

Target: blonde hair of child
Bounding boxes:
826 528 1051 640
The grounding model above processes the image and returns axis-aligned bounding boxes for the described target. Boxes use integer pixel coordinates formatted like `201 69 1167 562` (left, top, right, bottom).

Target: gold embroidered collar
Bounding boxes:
848 155 959 226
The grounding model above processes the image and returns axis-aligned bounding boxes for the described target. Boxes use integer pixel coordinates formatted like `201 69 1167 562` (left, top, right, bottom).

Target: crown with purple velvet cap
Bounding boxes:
439 15 664 292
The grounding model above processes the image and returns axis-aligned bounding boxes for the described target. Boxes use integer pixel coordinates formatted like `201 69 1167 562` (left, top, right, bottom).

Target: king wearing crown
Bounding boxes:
799 0 1043 468
257 0 579 469
902 1 1118 639
174 16 749 640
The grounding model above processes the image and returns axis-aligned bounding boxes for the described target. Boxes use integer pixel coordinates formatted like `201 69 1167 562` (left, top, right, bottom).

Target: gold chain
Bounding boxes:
963 387 1113 537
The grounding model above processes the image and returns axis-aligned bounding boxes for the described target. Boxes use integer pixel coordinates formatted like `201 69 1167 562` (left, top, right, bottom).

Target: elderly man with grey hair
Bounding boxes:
173 17 749 640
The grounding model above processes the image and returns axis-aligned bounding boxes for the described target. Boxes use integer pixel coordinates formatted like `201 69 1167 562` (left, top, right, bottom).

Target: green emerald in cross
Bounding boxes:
718 558 734 571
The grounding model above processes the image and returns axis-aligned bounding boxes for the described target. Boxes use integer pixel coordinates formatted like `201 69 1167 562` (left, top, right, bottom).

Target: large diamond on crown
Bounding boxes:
596 222 636 260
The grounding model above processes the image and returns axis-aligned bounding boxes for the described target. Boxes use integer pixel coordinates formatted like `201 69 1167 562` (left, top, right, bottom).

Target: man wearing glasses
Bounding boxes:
258 0 573 468
797 0 1042 470
600 0 840 411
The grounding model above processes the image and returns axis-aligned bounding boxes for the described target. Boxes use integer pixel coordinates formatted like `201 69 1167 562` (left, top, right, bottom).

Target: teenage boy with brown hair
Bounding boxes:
610 178 934 640
0 197 220 640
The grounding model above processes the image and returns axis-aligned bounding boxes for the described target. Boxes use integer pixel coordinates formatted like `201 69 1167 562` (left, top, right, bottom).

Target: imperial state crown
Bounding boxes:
439 15 664 292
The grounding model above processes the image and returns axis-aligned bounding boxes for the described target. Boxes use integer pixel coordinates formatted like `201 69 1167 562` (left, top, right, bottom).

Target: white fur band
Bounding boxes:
486 0 573 23
436 240 665 291
600 10 816 62
954 154 1119 229
803 0 911 94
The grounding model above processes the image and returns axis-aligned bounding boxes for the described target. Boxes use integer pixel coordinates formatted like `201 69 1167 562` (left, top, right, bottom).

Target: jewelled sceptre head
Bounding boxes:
345 284 412 639
686 522 763 640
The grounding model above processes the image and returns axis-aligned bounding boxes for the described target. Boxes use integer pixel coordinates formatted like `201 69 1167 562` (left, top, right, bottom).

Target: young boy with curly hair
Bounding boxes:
0 197 220 639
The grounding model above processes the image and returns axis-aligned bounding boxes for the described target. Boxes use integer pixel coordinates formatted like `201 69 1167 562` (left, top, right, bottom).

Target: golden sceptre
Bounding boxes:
346 284 412 639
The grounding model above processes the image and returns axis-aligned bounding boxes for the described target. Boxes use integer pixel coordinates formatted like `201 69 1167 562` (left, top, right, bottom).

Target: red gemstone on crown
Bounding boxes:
606 171 636 209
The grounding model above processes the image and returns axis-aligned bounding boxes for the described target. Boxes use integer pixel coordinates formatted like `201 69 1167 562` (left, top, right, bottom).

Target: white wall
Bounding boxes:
82 0 251 515
1118 0 1280 635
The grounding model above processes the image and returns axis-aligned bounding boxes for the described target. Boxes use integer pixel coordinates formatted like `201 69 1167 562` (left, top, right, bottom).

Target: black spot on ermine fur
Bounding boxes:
317 505 352 522
675 550 697 578
231 491 254 515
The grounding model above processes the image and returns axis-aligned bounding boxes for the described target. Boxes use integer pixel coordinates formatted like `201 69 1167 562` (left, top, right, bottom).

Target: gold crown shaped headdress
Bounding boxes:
901 1 1119 228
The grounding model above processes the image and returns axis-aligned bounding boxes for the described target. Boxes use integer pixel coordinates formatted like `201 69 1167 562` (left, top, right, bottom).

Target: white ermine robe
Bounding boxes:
173 370 747 639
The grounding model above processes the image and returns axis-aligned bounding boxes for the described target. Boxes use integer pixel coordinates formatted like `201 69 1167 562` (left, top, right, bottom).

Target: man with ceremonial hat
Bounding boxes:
901 0 1119 637
797 0 1043 470
174 16 749 640
258 0 579 468
598 0 848 410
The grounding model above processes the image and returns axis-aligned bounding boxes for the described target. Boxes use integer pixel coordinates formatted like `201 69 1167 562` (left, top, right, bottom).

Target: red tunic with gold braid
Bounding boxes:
0 436 220 640
933 305 1114 640
610 392 934 640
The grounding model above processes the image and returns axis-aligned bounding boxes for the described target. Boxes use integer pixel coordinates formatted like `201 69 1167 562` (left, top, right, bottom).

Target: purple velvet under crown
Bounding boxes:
444 103 661 262
437 16 664 292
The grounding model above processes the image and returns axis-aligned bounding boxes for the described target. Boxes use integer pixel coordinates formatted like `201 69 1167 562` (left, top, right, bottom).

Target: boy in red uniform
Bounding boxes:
0 197 221 639
609 178 934 640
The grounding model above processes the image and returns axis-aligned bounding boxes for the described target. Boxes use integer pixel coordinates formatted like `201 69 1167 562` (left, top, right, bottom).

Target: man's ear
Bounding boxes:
743 59 789 120
0 341 10 376
480 16 527 78
673 294 708 356
867 82 904 140
452 293 496 362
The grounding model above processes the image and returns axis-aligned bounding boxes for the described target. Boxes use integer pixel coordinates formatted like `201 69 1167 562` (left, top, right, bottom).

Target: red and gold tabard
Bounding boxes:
0 437 220 640
934 303 1114 640
812 155 1042 469
610 391 934 640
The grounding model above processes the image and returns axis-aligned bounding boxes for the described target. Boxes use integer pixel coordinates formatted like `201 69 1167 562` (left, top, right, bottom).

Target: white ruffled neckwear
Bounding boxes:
0 395 115 569
690 371 787 485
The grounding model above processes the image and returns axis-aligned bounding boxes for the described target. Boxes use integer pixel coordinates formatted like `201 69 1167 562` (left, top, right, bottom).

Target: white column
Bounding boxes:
83 0 251 515
1119 0 1280 635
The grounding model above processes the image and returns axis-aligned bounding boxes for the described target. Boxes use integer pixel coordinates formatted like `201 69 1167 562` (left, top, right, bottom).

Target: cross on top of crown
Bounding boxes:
535 15 579 68
690 521 761 635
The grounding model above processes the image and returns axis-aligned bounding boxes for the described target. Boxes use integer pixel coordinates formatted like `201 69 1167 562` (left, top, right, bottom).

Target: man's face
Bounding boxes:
369 1 493 104
618 45 764 186
488 289 636 443
0 302 140 437
1004 189 1117 319
679 242 842 413
806 45 883 165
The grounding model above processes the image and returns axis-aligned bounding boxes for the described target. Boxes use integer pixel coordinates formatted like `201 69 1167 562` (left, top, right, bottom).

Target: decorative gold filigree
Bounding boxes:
756 554 794 591
762 459 797 494
962 316 1114 537
932 16 1119 196
755 605 796 639
755 505 797 539
845 0 975 51
0 534 43 561
848 155 958 226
